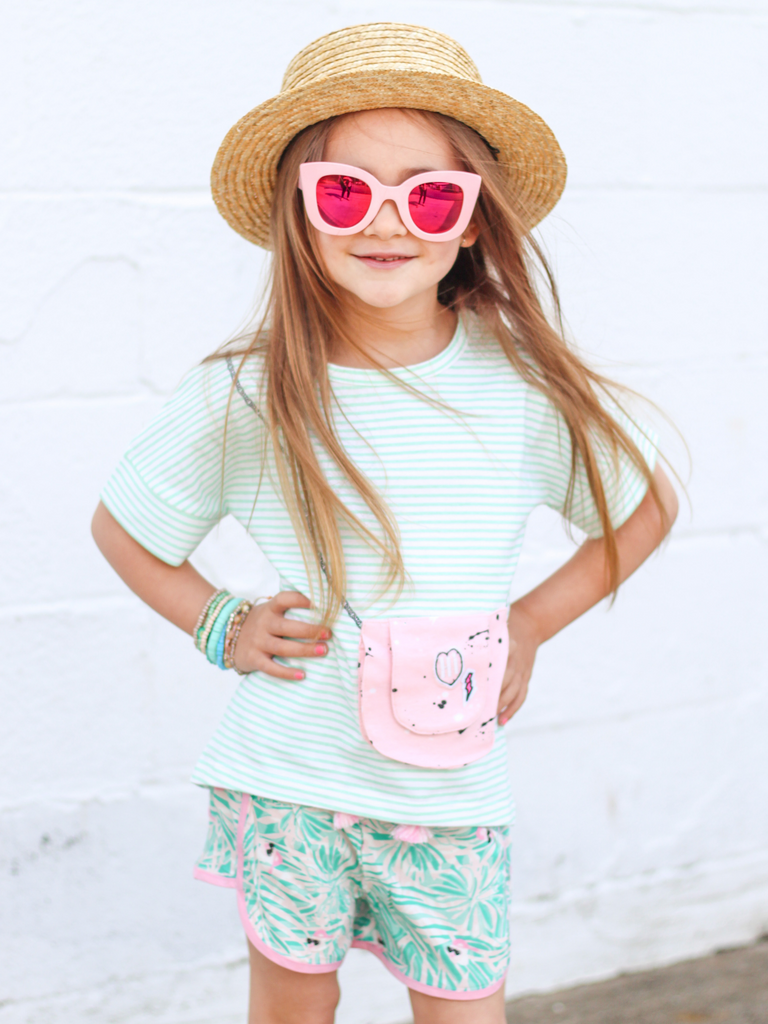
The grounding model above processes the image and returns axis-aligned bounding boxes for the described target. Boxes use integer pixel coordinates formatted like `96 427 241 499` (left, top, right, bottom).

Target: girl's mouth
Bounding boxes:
354 254 415 268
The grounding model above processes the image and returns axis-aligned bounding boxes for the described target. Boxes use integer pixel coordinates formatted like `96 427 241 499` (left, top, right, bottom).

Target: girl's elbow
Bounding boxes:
91 501 108 550
91 501 125 560
654 465 679 539
664 489 679 533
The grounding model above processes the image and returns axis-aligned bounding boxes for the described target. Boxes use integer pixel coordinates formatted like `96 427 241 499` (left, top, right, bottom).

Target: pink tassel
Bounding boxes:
333 812 360 830
391 824 434 844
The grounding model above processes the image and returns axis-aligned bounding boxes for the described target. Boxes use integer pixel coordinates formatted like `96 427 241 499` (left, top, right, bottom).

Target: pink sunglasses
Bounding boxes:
298 162 482 242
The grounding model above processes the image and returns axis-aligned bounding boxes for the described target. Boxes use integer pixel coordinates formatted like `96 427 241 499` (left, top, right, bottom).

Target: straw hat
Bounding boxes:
211 22 567 248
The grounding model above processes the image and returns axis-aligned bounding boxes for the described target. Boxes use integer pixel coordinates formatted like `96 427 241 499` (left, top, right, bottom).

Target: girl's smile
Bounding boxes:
352 250 417 268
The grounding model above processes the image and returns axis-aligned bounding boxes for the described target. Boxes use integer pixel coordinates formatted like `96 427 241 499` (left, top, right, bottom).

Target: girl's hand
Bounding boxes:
495 466 678 725
233 591 331 680
497 605 541 725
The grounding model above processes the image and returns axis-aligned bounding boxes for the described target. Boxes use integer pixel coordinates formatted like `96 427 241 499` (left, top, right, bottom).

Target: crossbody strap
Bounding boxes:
226 357 362 629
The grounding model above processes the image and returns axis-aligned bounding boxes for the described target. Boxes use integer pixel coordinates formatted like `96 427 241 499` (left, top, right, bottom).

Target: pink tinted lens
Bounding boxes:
408 182 464 233
316 175 372 228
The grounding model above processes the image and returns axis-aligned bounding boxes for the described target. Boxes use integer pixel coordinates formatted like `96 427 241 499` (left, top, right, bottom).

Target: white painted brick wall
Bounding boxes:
1 2 766 1022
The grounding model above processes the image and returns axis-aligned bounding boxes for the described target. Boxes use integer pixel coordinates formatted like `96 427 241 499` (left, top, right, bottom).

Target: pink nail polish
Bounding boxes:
294 671 304 680
315 644 326 655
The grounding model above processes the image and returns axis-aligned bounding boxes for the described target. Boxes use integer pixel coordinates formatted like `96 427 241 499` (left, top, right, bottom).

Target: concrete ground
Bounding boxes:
504 941 768 1024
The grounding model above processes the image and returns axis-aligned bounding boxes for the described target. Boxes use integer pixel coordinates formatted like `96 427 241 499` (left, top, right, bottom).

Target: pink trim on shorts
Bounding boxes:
352 940 507 1001
193 866 237 888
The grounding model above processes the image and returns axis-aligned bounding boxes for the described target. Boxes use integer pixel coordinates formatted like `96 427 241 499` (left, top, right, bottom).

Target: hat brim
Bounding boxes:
211 70 567 248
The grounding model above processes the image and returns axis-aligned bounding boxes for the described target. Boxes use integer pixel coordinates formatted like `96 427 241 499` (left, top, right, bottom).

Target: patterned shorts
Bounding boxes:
194 788 511 1000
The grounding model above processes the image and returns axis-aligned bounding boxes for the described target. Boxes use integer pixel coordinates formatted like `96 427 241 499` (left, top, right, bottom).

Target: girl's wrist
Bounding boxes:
224 599 254 673
507 600 545 647
193 587 222 638
207 597 242 667
192 592 272 674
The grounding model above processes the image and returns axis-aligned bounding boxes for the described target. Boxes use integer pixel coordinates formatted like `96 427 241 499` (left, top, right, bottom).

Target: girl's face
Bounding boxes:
314 109 478 312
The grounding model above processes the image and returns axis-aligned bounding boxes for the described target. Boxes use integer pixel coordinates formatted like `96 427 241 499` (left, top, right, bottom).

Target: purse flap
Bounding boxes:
389 611 505 736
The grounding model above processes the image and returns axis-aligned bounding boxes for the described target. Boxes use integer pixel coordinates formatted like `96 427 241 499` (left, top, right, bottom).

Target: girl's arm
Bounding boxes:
92 501 216 634
498 463 679 724
91 502 329 680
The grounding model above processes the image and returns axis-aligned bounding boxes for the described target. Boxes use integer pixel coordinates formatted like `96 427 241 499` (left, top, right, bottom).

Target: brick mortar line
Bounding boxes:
511 686 766 740
0 190 215 204
511 848 768 913
0 779 203 815
0 947 249 1011
0 594 144 619
0 392 168 411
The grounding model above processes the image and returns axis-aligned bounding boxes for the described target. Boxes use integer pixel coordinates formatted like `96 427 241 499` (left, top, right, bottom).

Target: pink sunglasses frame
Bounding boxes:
298 162 482 242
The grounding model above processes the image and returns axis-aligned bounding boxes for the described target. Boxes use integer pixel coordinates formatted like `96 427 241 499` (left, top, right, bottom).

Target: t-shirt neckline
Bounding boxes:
326 317 468 385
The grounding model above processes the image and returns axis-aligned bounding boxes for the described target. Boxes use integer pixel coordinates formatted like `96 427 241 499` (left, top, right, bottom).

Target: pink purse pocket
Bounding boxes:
358 608 508 769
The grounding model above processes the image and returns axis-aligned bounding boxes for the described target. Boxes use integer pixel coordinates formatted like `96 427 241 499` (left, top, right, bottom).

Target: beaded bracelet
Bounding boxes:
193 588 225 644
193 591 267 673
194 590 227 652
206 597 241 667
216 601 243 670
215 620 228 670
197 590 232 651
223 600 250 669
219 601 245 669
224 600 253 673
196 590 232 654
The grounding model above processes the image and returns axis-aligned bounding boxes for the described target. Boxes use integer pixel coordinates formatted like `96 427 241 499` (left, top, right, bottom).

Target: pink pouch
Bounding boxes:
358 608 508 769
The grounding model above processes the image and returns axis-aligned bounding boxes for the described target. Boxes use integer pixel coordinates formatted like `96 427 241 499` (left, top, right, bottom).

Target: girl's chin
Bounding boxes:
340 280 440 310
349 292 426 311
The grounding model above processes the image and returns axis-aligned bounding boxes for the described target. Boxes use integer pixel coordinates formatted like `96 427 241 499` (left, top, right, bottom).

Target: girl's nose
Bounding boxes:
363 199 408 239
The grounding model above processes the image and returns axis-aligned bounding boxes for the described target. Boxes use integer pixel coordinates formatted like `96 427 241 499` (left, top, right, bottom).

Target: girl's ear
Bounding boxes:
459 222 480 247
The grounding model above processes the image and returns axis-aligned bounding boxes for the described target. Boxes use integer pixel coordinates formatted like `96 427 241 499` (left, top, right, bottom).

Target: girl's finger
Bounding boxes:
269 615 331 641
263 591 331 641
271 590 313 612
264 637 329 660
251 653 307 682
499 682 529 725
497 678 520 713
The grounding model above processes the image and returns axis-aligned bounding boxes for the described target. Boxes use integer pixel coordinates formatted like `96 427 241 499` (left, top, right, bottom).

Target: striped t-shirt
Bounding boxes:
101 317 656 826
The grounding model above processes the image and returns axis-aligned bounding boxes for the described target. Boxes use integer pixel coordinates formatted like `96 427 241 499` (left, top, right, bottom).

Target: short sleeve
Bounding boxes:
101 358 260 565
524 387 659 538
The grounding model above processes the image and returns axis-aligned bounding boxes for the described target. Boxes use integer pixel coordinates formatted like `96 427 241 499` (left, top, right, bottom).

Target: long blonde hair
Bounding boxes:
222 109 666 625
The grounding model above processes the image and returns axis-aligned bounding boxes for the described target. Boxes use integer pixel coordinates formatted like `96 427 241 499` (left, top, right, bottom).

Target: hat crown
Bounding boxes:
281 22 482 93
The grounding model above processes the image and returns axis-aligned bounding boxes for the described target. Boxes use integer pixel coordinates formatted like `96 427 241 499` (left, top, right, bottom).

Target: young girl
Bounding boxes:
92 22 678 1024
